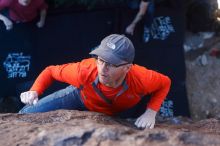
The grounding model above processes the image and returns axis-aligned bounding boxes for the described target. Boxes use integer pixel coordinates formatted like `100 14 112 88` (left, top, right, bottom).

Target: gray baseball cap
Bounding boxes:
89 34 135 66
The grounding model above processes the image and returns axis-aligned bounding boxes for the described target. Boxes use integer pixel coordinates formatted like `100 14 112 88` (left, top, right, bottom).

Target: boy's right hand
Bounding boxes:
3 18 13 30
20 91 39 105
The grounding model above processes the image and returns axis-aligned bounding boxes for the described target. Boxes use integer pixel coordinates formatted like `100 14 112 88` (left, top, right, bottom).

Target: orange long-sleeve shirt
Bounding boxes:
30 58 171 115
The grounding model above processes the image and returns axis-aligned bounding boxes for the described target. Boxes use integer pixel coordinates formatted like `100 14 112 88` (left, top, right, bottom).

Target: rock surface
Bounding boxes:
186 55 220 120
185 35 220 120
0 110 220 146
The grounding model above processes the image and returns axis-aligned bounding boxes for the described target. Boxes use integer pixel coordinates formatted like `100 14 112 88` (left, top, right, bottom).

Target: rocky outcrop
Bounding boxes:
186 55 220 120
0 110 220 146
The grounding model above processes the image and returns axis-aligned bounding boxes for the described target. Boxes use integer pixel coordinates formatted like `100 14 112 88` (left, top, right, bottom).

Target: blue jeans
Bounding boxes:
19 85 88 114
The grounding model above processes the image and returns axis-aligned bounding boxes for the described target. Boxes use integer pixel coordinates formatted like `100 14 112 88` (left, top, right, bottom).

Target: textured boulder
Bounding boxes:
186 53 220 120
0 110 220 146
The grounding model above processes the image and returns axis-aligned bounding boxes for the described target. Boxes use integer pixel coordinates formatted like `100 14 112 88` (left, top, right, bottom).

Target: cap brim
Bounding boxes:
89 47 124 66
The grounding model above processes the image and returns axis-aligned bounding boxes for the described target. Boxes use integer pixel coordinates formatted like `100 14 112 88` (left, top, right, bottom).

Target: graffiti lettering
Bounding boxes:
160 99 174 117
143 16 175 42
3 53 31 78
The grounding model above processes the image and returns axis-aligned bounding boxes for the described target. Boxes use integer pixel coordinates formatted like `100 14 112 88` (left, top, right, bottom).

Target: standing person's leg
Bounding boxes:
19 85 87 114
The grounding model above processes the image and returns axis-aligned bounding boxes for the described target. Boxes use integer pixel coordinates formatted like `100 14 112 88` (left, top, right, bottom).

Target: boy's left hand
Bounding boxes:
135 108 157 129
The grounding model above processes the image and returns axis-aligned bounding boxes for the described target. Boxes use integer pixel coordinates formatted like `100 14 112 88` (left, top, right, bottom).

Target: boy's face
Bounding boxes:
18 0 32 6
96 57 131 87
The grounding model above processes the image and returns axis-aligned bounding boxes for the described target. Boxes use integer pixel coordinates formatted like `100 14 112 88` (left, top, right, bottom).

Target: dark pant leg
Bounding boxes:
19 85 87 114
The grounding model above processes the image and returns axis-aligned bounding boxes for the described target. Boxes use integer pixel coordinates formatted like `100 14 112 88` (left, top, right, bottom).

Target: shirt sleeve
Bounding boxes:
132 65 171 111
30 62 82 95
0 0 11 11
145 70 171 111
